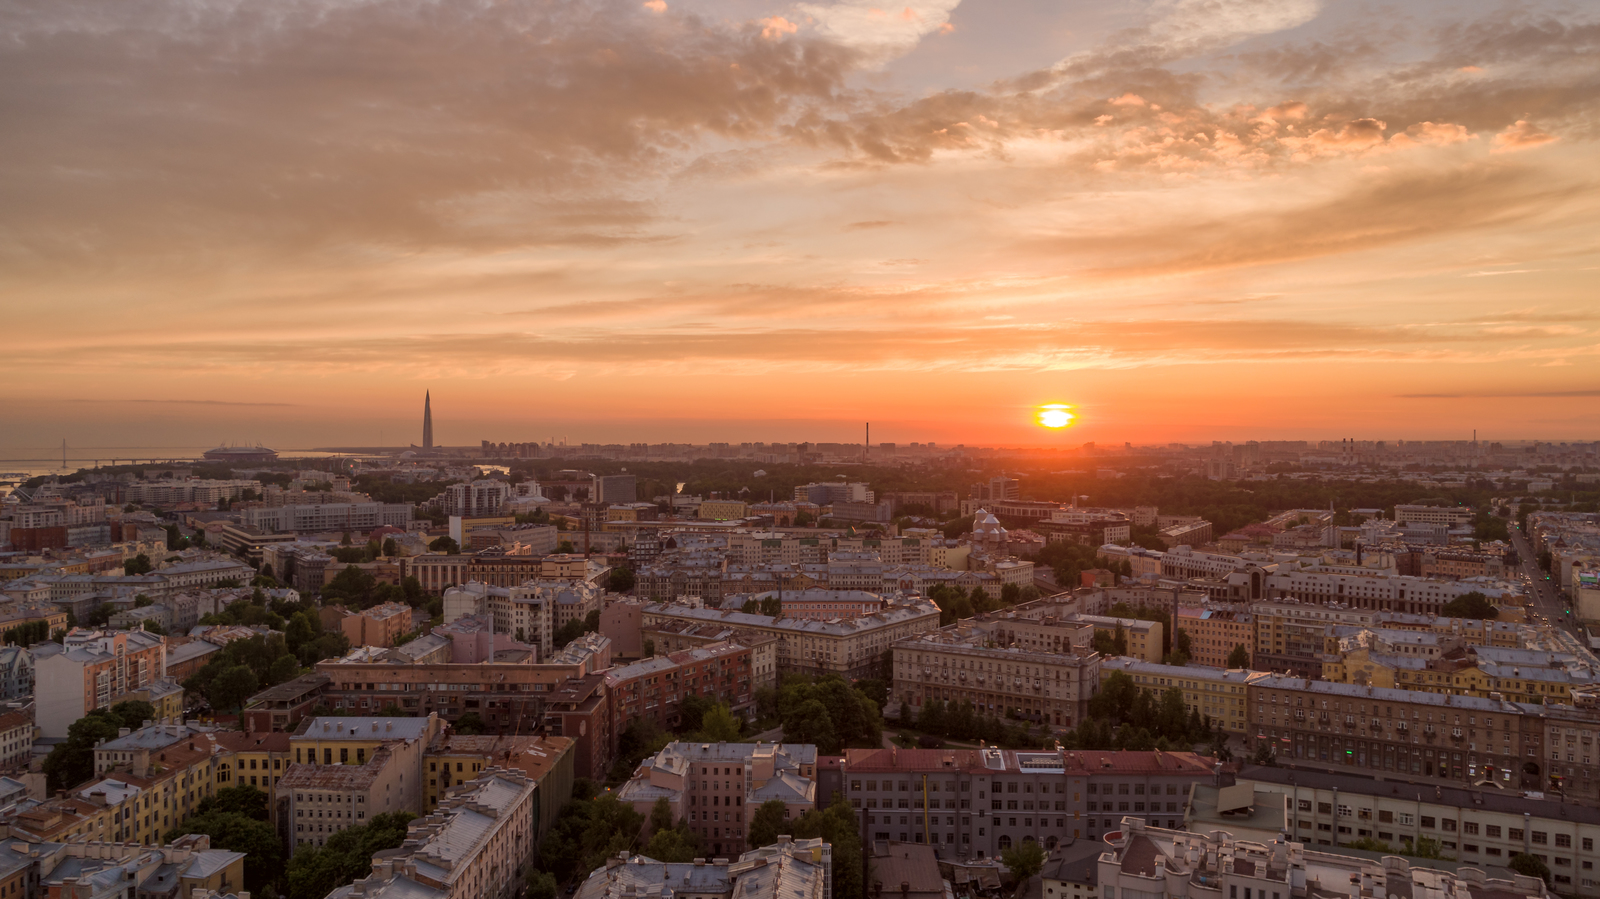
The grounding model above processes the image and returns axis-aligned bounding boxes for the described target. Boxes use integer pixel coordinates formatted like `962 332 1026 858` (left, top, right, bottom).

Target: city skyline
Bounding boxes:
2 0 1596 447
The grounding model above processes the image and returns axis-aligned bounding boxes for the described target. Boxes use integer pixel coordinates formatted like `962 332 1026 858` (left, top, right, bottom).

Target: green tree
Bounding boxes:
269 654 302 685
698 703 744 742
1001 839 1047 882
526 871 558 899
286 812 414 899
1227 645 1251 669
609 567 637 592
644 826 701 862
553 617 585 649
1509 853 1550 883
198 784 270 820
167 810 282 895
787 796 864 899
678 694 715 733
783 699 838 753
429 536 460 554
211 664 260 712
382 537 398 557
455 711 486 735
748 799 790 849
643 638 656 658
1440 591 1496 620
650 797 676 835
43 709 123 791
124 553 153 575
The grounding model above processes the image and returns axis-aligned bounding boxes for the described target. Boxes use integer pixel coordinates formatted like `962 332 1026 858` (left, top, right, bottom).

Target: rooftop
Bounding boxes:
295 716 435 742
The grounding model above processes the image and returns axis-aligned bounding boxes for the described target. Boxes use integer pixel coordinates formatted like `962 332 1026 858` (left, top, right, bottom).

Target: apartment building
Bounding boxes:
1249 600 1385 677
242 502 412 533
840 747 1214 857
616 741 818 858
441 480 512 516
0 646 34 703
34 628 167 738
1177 605 1253 668
421 733 573 818
1394 504 1475 528
541 674 612 780
442 577 604 658
1098 658 1253 734
605 642 754 749
1265 569 1515 616
1242 764 1597 896
1246 674 1543 790
642 598 940 680
1097 819 1549 899
1070 614 1163 662
779 588 886 620
312 638 607 731
281 715 445 852
326 601 416 648
639 620 780 691
572 834 827 899
700 500 749 521
0 837 246 899
46 734 224 844
0 712 32 770
893 630 1100 728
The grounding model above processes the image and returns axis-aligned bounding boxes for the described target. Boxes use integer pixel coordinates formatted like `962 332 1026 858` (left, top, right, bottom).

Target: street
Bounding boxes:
1509 519 1577 637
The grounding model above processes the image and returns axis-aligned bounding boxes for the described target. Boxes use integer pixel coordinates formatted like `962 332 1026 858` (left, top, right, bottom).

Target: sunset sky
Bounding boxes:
2 0 1596 450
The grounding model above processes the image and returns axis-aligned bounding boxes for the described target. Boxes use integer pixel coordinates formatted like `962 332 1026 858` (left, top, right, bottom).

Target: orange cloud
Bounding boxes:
1492 120 1558 153
760 16 799 39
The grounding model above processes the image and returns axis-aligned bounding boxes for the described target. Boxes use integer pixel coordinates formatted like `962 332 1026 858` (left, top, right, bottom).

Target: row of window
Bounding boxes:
849 779 1181 796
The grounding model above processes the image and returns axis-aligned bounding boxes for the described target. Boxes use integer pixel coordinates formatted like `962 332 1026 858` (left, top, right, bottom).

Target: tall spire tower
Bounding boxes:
422 391 434 449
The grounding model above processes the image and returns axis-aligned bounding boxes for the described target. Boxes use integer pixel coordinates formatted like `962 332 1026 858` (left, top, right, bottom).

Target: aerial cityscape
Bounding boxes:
2 0 1596 897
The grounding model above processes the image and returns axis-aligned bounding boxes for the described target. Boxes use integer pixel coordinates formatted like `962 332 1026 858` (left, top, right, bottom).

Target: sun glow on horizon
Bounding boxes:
1037 403 1075 429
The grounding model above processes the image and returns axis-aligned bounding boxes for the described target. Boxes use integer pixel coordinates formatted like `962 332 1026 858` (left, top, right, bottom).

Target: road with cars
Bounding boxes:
1509 519 1576 636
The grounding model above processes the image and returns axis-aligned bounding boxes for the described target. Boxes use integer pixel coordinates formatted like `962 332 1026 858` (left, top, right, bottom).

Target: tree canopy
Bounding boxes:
43 700 154 791
1001 839 1047 882
286 812 415 899
776 674 881 754
167 785 280 896
1440 591 1496 620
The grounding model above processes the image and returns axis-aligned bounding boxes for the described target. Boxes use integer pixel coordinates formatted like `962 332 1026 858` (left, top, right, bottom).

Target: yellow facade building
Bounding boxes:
1098 658 1253 734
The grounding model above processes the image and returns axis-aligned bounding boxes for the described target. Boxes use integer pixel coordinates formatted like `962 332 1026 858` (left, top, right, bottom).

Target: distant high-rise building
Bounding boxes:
594 474 638 504
423 391 434 449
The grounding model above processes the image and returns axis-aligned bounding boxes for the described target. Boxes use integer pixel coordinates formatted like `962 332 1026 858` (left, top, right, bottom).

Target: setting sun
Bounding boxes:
1038 404 1075 429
